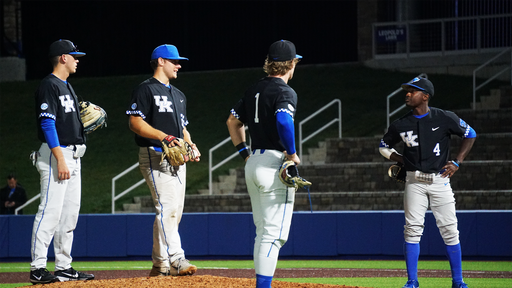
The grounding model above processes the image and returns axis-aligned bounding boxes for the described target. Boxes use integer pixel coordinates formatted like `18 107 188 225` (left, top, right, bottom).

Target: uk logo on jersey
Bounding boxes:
154 95 173 112
400 131 419 147
59 95 76 113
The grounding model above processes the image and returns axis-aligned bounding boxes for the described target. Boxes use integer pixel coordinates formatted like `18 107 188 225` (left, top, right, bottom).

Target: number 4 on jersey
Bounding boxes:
433 143 440 156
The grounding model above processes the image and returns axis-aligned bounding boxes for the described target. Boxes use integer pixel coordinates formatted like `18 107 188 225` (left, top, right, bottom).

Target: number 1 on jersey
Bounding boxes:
254 93 260 123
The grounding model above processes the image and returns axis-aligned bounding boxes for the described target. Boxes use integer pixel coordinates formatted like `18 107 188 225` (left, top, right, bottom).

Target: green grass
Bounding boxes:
280 277 512 288
2 259 512 272
0 64 507 214
1 260 511 287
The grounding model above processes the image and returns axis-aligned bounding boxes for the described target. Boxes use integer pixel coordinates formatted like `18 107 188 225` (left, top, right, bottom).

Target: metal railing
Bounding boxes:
373 14 512 59
386 73 428 128
208 127 250 195
208 99 342 195
299 99 342 160
472 47 512 110
14 163 146 215
111 162 145 214
14 194 38 215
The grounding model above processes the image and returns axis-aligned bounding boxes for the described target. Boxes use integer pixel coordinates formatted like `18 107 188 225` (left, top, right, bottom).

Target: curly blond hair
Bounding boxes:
263 58 299 76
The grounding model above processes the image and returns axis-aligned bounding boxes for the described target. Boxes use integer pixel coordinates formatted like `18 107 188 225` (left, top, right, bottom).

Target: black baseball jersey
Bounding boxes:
381 107 473 173
127 77 188 147
35 74 85 145
231 77 297 151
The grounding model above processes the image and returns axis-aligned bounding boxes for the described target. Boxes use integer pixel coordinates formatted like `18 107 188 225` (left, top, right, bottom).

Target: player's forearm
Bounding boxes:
182 128 193 144
50 146 70 180
226 115 246 147
455 137 476 163
389 152 403 164
129 116 167 141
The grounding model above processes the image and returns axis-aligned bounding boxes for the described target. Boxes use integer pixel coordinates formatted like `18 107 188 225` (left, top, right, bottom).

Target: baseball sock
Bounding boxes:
404 242 420 281
256 274 273 288
446 243 463 284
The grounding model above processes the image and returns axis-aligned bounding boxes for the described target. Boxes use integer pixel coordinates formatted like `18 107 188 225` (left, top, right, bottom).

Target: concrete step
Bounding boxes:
479 94 501 109
134 196 153 206
122 203 141 213
233 160 512 193
183 190 512 212
453 108 512 133
197 189 210 195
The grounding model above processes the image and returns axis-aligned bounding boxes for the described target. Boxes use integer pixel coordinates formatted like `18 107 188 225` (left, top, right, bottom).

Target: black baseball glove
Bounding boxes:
388 162 406 183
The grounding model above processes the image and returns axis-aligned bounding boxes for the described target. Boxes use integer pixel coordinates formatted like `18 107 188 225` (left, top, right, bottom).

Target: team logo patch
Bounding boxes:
412 77 420 83
459 119 468 128
288 104 295 112
41 103 48 110
131 103 137 110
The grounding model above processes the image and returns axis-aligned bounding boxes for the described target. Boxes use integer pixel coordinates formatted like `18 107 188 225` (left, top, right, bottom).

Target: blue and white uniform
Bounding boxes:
127 77 189 268
380 89 476 288
31 74 86 271
231 76 298 282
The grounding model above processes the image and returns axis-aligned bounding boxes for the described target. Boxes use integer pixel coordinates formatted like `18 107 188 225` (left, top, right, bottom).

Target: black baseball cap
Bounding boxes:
268 40 302 62
401 76 434 97
48 39 86 58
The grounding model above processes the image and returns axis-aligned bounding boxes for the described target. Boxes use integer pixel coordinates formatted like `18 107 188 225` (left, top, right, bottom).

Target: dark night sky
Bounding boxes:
21 1 358 79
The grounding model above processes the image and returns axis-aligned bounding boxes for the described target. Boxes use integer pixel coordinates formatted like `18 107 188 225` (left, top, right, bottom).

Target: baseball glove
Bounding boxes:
279 160 312 189
79 101 107 134
388 162 406 183
160 136 195 166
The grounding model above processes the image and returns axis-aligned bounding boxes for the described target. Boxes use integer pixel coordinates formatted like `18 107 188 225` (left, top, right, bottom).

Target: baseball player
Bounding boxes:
379 77 476 288
126 44 200 277
226 40 302 288
30 39 94 284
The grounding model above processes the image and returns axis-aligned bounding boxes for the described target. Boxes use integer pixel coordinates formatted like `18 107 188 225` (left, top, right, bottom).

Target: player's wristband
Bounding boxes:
162 135 177 146
451 159 460 167
236 142 250 160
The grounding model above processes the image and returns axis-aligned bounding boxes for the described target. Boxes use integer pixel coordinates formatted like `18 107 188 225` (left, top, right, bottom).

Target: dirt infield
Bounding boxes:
2 268 511 287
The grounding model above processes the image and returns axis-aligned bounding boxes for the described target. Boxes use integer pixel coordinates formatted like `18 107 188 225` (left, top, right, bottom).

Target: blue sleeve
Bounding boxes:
41 118 60 149
465 126 477 138
276 111 296 155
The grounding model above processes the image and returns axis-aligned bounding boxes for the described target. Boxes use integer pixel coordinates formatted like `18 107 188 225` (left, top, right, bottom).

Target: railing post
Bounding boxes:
338 100 342 139
209 148 213 195
441 20 445 56
299 99 342 161
473 71 476 111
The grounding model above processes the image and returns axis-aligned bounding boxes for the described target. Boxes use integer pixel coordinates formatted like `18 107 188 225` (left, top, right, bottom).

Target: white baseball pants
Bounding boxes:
245 149 295 277
139 147 186 268
31 143 82 271
404 171 460 245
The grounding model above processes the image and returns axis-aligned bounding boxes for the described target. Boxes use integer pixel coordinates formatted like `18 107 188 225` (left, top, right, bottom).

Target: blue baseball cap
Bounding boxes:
151 44 189 61
401 76 434 97
48 39 86 58
268 40 302 62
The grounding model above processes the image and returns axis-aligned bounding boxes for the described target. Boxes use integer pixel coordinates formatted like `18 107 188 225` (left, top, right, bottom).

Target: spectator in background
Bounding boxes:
0 173 27 215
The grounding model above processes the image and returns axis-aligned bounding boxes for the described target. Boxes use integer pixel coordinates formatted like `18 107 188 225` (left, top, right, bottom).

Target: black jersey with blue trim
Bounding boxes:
381 107 474 173
231 77 297 151
127 77 188 147
35 74 85 145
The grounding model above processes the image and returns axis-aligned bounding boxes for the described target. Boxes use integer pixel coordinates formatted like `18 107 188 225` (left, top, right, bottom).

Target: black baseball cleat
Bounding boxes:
30 268 58 284
54 267 95 282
